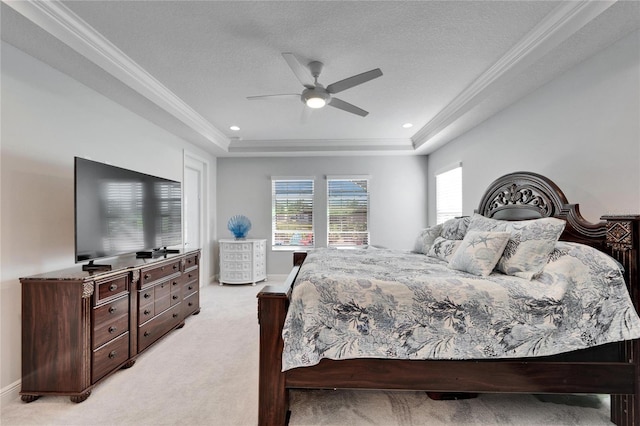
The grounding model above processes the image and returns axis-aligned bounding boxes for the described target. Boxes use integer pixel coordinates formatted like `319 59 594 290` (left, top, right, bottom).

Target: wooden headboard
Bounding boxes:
475 171 606 250
475 171 639 315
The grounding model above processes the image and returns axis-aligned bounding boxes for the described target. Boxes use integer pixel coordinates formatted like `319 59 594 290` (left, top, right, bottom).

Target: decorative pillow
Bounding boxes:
467 213 566 279
427 237 462 262
440 216 471 240
413 224 443 254
448 231 511 276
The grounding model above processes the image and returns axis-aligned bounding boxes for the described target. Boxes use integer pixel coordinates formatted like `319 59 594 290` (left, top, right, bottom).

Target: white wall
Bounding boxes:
0 43 217 402
217 156 429 275
428 30 640 224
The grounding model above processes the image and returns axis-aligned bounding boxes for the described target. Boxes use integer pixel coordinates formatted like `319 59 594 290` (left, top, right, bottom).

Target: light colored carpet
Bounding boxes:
1 282 613 425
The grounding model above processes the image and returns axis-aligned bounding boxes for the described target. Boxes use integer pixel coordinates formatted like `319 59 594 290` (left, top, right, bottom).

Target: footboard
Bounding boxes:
257 254 305 426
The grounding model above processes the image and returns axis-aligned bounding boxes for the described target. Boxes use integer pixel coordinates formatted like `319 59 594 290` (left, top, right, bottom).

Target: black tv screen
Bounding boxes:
74 157 182 263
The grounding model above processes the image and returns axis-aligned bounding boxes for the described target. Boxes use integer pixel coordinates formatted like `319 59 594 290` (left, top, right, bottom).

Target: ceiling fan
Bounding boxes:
247 53 383 118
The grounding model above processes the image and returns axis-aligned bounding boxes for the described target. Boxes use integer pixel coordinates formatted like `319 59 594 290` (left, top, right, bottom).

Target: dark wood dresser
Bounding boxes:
19 249 201 403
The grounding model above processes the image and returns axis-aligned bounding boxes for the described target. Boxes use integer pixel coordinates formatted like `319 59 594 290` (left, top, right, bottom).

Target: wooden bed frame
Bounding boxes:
257 171 640 426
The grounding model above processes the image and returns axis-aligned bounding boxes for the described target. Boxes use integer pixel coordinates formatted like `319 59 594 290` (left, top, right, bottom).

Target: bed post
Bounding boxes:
257 284 290 426
603 215 640 426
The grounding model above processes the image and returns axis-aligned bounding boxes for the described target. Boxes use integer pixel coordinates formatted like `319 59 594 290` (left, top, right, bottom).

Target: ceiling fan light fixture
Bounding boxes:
301 88 330 109
306 97 326 108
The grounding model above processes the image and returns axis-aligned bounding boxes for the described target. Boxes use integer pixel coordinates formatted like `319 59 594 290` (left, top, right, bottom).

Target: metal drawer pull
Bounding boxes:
144 309 151 315
173 264 178 270
109 283 117 291
144 274 151 280
108 326 117 334
188 302 193 307
172 313 178 318
172 281 178 286
144 293 151 299
144 331 150 337
172 295 178 300
109 306 117 314
188 286 193 291
108 351 117 359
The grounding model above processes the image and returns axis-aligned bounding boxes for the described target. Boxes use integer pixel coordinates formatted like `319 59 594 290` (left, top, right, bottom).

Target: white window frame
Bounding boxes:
326 175 370 248
271 177 315 251
435 164 462 224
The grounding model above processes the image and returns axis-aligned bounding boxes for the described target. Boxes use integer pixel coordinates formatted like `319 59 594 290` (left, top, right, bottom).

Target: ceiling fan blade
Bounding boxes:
328 97 369 117
282 53 315 89
247 94 300 101
326 68 383 94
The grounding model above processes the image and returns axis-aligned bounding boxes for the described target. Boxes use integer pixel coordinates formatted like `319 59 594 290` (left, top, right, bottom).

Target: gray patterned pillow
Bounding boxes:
427 237 462 262
448 231 511 276
440 216 470 240
413 224 443 254
467 213 566 279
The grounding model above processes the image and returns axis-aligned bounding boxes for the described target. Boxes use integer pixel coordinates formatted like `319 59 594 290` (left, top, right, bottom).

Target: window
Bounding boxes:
327 177 369 247
435 165 462 224
271 179 314 248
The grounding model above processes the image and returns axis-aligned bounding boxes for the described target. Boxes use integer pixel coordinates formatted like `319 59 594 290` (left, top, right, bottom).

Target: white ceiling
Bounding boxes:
2 1 639 156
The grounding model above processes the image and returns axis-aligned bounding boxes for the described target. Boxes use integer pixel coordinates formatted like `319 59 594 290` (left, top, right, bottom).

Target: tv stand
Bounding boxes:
81 260 112 272
20 249 201 403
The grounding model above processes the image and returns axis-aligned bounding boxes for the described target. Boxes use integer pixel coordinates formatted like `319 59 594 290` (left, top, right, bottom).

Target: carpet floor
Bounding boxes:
1 282 613 425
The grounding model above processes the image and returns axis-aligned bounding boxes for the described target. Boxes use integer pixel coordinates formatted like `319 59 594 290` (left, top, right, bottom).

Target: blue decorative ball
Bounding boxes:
227 215 251 239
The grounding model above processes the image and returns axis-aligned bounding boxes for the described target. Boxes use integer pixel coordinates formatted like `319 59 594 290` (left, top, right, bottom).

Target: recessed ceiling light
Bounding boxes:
229 125 240 131
402 123 413 129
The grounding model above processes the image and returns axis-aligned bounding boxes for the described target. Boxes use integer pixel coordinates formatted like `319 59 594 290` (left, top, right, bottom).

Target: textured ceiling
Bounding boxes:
2 1 639 156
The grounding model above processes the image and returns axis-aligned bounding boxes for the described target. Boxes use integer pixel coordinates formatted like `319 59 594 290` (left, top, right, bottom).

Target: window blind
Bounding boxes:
327 178 369 247
435 166 462 224
271 179 314 247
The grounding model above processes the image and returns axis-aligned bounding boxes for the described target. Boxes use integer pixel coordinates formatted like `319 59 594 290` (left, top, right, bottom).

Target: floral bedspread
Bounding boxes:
281 243 640 371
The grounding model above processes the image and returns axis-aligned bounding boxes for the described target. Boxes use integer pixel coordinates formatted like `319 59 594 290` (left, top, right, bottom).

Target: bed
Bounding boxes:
257 171 640 426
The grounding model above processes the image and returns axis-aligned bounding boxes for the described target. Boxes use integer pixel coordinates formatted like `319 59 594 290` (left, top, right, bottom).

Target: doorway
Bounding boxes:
183 151 208 287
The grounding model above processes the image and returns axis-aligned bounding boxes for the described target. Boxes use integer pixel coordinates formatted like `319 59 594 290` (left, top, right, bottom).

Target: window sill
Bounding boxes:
271 245 314 252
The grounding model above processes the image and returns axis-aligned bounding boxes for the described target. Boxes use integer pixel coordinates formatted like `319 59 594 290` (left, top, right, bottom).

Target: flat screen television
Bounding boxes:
75 157 182 269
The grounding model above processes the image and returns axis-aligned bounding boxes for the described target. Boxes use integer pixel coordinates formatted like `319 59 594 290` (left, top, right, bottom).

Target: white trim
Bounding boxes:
4 0 229 152
183 150 210 288
1 379 21 407
412 0 615 150
270 176 316 181
434 162 462 177
325 175 372 180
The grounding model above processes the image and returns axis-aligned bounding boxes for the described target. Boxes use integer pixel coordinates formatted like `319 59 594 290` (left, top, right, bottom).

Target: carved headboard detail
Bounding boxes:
476 171 607 249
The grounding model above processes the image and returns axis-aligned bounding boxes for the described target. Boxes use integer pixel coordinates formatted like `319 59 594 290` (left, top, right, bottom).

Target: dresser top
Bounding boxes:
219 239 266 243
20 249 200 282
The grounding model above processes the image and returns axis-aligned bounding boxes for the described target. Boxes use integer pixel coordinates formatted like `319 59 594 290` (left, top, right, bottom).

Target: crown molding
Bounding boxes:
227 138 415 156
3 0 230 152
412 0 616 153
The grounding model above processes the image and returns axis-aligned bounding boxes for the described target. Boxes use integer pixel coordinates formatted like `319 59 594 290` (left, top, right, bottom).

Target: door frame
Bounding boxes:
183 150 210 287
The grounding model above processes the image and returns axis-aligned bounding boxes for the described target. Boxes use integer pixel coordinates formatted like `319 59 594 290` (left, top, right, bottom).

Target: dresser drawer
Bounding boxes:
93 298 129 349
92 332 129 383
140 260 181 287
138 303 155 324
183 279 198 298
138 304 182 352
183 291 199 317
94 274 129 305
183 253 199 271
93 295 129 327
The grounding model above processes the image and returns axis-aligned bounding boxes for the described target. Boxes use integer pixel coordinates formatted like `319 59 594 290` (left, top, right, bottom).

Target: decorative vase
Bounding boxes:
227 215 251 240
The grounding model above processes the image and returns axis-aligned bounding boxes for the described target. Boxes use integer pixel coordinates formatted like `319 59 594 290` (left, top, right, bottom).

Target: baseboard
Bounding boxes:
1 379 21 407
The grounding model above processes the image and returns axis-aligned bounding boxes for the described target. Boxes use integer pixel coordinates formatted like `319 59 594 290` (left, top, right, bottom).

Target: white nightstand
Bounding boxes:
219 239 267 285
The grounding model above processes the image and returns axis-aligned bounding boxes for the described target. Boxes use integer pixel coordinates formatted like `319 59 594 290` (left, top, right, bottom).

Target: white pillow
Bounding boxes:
448 231 511 276
467 213 566 279
413 224 443 254
427 237 462 262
